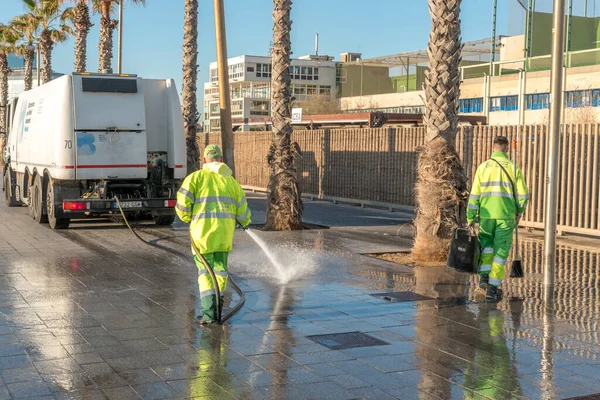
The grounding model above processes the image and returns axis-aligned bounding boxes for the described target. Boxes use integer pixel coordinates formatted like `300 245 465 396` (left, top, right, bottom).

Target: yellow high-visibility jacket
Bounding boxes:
467 152 529 222
176 162 251 254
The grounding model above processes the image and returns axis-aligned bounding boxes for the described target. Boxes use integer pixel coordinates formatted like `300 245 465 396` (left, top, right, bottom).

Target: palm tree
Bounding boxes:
264 0 303 231
96 0 145 72
11 14 40 91
72 0 93 72
181 0 199 172
412 0 467 262
22 0 74 84
0 25 17 163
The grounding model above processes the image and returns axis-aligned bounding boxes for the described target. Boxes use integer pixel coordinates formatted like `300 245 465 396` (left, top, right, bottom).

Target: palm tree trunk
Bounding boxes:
23 44 34 91
0 53 8 134
0 53 8 165
74 0 92 73
39 29 54 84
98 1 117 71
182 0 199 172
413 0 467 262
264 0 303 231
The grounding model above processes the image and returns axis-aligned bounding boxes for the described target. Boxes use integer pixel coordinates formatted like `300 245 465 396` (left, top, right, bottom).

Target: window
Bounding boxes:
336 65 347 83
229 63 243 80
489 95 518 112
593 90 600 107
458 98 483 113
252 84 269 99
250 100 269 116
290 65 319 81
525 93 550 110
256 63 272 78
81 78 137 93
319 86 331 96
231 101 243 117
564 90 591 108
211 64 243 81
209 103 220 117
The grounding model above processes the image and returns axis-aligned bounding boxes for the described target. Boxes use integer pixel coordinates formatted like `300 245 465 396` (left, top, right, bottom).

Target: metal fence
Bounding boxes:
197 124 600 237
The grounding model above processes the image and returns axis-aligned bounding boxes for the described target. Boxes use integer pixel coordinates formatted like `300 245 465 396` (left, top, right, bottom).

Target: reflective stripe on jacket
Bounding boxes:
176 162 251 254
467 152 529 222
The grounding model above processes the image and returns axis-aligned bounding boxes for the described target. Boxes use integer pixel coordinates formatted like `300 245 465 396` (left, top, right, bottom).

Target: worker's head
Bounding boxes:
203 144 223 164
493 136 509 153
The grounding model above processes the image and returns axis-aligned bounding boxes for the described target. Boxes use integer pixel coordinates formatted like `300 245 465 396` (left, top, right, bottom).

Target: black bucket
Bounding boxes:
447 228 480 274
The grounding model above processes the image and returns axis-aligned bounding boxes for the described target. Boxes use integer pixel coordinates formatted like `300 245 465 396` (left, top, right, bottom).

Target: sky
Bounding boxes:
1 0 526 107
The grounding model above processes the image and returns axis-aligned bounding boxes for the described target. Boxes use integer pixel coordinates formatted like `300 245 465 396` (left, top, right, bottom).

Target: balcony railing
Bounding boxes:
460 47 600 80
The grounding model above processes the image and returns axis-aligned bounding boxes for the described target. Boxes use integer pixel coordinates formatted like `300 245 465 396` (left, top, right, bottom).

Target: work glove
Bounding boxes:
466 221 477 234
237 223 248 231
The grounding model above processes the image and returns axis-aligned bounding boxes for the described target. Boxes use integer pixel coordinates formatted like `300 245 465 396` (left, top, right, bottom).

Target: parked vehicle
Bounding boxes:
2 72 186 229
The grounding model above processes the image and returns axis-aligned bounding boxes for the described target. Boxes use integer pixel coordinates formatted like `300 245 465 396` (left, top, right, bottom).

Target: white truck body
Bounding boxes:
3 73 187 228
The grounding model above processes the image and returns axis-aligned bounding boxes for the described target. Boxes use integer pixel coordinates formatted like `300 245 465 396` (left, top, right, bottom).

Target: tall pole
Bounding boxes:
490 0 498 66
214 0 235 175
36 45 40 87
543 0 566 304
117 1 123 74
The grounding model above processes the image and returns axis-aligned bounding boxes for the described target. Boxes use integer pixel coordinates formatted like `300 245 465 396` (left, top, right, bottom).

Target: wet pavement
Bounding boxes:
0 193 599 399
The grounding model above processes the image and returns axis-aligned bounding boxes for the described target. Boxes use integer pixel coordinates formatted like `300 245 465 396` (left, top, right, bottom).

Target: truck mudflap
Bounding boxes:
59 198 177 217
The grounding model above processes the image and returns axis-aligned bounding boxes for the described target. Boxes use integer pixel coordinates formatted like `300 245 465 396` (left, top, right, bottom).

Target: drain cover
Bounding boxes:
370 291 434 303
306 332 390 350
564 394 600 400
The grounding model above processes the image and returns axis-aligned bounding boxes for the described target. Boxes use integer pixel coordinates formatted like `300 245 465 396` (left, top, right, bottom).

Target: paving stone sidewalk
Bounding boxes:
0 195 598 399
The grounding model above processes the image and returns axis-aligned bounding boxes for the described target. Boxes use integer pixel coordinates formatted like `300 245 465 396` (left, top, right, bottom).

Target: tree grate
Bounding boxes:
564 394 600 400
370 291 434 303
306 332 390 350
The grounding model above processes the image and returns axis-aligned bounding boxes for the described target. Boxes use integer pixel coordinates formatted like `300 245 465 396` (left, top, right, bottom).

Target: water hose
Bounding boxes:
113 197 245 324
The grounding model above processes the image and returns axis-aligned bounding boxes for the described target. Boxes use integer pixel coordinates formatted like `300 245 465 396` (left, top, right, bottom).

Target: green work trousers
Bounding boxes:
478 218 515 287
195 252 228 321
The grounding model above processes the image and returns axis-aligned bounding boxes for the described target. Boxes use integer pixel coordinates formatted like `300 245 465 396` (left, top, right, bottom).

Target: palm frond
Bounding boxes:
22 0 37 11
49 27 69 43
61 7 76 21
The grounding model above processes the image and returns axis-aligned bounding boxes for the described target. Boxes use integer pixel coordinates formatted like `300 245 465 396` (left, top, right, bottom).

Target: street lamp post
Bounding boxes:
36 44 40 87
214 0 235 175
117 1 123 74
543 0 567 303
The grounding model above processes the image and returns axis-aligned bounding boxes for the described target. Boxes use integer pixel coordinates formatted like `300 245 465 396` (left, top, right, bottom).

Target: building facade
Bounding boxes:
341 10 600 125
204 55 337 132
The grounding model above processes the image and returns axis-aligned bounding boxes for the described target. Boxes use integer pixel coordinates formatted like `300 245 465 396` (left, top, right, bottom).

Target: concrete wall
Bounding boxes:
341 91 424 110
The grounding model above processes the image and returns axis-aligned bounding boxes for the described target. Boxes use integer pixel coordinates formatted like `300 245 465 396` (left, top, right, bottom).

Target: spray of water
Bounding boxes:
235 229 320 284
244 229 288 281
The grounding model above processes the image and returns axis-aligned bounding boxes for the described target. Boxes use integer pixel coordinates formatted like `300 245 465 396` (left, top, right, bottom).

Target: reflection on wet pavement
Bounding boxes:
1 203 600 399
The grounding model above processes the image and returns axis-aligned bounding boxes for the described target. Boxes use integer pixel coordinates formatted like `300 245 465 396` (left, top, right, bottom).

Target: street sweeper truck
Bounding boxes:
2 72 187 229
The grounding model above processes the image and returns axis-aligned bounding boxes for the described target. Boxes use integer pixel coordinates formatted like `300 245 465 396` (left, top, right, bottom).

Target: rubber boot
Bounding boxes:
479 274 490 290
486 285 502 302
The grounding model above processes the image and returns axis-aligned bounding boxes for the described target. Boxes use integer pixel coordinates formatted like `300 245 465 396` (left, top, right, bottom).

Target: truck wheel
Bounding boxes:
46 182 70 229
31 175 48 224
153 215 176 226
3 169 20 207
